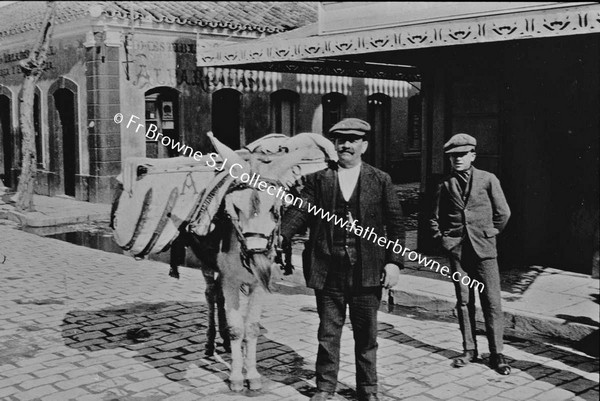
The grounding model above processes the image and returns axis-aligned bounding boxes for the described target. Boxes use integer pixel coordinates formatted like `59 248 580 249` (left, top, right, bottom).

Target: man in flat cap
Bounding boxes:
430 133 512 375
281 118 405 401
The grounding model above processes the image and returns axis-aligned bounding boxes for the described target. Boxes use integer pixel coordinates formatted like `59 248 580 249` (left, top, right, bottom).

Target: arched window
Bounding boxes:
367 93 391 169
212 88 241 149
145 87 180 158
270 90 299 136
322 92 346 134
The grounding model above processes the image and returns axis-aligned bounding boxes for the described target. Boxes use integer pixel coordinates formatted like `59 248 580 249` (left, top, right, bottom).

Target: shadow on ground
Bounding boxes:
60 301 598 400
60 301 316 399
379 305 599 400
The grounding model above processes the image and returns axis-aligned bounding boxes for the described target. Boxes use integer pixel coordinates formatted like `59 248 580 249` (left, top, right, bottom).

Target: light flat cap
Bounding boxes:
444 133 477 153
329 118 371 137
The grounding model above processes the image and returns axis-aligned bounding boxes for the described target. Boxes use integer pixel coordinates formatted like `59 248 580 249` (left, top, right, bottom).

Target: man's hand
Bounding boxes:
381 263 401 289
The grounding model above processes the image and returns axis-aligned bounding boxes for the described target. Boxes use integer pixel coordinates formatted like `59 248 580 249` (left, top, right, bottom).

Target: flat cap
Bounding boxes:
328 118 371 137
444 133 477 153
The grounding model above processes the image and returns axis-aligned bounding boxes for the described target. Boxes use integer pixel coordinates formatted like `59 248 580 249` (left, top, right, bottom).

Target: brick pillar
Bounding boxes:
85 30 121 203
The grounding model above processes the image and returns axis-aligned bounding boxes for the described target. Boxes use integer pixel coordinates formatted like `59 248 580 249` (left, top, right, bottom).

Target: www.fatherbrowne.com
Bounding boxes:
116 112 483 293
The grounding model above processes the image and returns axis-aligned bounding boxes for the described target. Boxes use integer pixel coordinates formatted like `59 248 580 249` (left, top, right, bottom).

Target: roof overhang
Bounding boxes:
197 2 600 80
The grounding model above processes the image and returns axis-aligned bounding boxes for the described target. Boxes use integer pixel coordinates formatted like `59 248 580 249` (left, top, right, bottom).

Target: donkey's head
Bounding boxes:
225 184 282 253
223 184 282 289
208 131 337 290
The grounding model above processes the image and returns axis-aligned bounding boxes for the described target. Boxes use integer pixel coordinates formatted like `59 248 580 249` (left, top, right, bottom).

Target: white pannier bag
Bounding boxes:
111 155 232 257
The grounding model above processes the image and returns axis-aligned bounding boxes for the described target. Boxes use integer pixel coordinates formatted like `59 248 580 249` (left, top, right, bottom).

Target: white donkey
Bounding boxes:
195 132 336 391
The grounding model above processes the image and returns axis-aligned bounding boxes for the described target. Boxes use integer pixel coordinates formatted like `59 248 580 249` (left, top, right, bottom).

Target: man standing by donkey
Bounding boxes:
281 118 405 401
430 133 512 375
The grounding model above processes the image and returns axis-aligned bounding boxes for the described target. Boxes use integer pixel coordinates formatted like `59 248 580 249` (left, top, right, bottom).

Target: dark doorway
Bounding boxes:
145 87 180 158
54 89 76 196
367 93 390 170
0 95 12 187
212 89 241 149
322 92 346 134
271 90 299 136
34 91 43 168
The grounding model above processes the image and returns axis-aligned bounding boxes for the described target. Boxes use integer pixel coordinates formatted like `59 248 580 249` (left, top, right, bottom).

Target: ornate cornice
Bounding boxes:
197 4 600 68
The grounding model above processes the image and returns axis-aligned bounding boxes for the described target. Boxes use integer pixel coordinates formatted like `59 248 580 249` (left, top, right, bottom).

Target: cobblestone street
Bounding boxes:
0 223 598 401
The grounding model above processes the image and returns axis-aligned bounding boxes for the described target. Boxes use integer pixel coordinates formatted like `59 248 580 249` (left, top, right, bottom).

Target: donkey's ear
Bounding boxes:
269 147 313 188
269 133 338 188
286 133 338 162
207 131 249 171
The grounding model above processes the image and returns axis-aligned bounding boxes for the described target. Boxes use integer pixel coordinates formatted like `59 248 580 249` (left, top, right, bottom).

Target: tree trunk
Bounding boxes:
15 1 56 212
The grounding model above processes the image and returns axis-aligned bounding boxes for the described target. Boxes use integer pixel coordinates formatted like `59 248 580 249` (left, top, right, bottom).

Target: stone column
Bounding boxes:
85 30 121 203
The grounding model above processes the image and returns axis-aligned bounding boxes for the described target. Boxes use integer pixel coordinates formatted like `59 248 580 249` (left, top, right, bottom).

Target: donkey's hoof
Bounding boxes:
248 378 262 391
229 380 245 392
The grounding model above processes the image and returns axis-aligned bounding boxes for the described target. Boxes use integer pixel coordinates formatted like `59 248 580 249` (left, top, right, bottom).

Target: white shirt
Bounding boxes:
337 163 361 201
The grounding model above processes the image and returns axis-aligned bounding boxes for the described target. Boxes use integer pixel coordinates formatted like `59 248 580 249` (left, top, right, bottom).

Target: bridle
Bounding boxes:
224 182 282 274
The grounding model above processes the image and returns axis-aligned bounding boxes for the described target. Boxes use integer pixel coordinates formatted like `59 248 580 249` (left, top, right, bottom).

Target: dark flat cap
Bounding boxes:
444 133 477 153
329 118 371 137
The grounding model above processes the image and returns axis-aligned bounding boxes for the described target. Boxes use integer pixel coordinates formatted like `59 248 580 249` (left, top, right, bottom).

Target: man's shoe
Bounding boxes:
490 353 511 375
452 350 478 368
358 393 379 401
310 391 334 401
168 266 180 279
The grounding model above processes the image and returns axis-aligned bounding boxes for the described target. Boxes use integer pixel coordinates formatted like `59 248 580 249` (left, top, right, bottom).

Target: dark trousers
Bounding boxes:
449 238 504 355
203 270 229 352
314 256 381 396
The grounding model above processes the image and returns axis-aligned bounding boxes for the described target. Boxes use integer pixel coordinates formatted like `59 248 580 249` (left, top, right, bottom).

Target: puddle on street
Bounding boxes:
22 220 175 266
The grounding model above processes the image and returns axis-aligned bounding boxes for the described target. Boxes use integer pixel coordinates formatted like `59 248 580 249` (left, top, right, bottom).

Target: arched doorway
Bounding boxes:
144 87 180 158
212 89 241 149
34 88 44 169
53 88 76 196
0 93 12 187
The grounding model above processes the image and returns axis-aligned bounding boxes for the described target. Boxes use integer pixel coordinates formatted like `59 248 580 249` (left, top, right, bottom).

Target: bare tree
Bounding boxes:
14 1 57 212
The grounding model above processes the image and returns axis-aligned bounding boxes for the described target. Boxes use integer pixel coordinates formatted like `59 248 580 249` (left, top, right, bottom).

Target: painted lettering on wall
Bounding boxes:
132 40 196 54
0 45 59 77
0 61 56 78
130 53 256 91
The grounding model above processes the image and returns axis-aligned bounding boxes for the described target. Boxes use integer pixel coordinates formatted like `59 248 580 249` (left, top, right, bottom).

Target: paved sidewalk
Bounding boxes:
0 223 599 400
0 193 110 227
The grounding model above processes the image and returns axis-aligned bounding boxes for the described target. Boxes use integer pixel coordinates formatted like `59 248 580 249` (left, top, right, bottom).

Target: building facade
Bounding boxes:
0 1 421 206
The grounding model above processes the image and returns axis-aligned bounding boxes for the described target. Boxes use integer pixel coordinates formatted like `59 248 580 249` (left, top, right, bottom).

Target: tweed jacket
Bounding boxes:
430 167 511 259
281 163 404 290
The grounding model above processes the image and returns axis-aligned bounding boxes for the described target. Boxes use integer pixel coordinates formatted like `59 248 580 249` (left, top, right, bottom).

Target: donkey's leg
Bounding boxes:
220 271 246 391
244 285 265 390
216 277 231 352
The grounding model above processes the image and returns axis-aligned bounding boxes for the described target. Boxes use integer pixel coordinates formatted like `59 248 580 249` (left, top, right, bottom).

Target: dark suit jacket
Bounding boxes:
281 163 404 290
430 167 511 259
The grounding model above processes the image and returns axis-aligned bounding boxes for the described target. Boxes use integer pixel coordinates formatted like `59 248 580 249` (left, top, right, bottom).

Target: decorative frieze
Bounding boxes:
197 4 600 68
